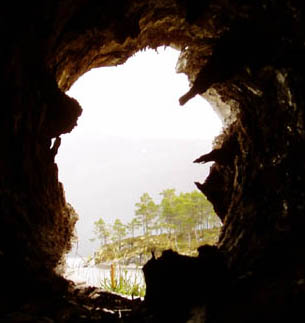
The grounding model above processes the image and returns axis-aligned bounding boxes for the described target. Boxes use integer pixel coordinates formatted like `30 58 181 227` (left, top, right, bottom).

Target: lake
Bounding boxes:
64 257 145 288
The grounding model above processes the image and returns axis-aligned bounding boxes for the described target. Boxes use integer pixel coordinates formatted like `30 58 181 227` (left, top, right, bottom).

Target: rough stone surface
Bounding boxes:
0 0 305 322
0 282 142 322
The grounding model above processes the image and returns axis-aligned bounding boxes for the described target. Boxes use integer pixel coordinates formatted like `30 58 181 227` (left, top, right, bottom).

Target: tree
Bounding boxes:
112 218 127 249
92 218 110 246
157 189 221 250
127 218 141 238
176 193 197 248
192 192 217 230
135 193 158 235
159 189 178 234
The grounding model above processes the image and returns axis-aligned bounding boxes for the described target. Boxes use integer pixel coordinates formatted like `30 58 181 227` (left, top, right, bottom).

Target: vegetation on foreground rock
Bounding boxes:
100 265 146 298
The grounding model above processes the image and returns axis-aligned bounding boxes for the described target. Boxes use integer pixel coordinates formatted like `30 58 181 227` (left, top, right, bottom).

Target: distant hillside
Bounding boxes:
59 136 215 257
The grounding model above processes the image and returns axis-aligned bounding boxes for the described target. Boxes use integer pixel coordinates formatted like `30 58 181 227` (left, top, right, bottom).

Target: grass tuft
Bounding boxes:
100 266 145 298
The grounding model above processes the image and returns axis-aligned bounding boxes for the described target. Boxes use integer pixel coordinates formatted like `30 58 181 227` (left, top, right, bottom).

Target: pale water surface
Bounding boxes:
64 257 145 288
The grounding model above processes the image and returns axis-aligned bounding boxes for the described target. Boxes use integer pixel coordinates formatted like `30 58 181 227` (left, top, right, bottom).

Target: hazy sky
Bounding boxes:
64 47 221 139
56 47 222 256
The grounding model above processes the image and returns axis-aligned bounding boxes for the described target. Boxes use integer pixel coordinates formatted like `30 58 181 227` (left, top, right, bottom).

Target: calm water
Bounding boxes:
64 257 145 288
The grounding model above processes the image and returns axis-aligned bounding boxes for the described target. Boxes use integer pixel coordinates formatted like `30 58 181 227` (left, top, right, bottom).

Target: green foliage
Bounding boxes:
100 268 145 298
94 227 221 265
92 188 222 264
127 218 141 238
159 189 177 234
93 218 110 246
112 218 127 244
157 189 221 246
135 193 158 235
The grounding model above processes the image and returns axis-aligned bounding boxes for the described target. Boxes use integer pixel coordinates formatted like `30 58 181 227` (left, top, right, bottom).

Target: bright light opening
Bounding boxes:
56 47 222 288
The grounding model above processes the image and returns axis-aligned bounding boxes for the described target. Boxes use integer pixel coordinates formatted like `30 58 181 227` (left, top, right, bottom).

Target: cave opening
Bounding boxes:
1 1 304 321
55 46 223 288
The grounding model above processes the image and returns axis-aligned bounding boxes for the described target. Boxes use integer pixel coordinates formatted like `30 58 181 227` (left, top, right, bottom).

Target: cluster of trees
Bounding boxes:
92 189 221 249
138 189 221 233
135 189 221 249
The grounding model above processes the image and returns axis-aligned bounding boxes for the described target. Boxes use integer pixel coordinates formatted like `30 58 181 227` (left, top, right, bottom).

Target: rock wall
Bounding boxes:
0 0 304 321
0 2 82 301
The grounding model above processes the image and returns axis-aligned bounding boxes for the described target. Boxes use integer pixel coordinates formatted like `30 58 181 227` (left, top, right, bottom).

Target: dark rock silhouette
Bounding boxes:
142 246 229 321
